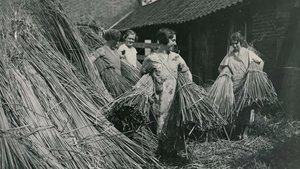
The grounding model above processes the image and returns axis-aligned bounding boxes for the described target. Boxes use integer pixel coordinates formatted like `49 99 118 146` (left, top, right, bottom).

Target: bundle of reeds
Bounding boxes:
77 24 105 51
235 62 279 113
1 11 93 168
175 72 227 131
94 57 132 98
28 0 91 75
130 126 158 154
105 74 154 132
0 64 92 168
0 92 58 169
104 74 158 156
136 60 143 70
75 71 114 107
121 59 141 85
208 67 235 123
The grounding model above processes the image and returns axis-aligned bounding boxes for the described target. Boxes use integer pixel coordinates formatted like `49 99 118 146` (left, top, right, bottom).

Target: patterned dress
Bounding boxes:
141 51 192 153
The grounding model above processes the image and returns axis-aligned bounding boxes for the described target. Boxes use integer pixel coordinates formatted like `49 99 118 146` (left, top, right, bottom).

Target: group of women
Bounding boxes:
89 28 266 159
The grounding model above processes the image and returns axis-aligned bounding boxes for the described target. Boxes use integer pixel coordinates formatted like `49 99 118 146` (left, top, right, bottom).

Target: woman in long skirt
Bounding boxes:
218 32 264 139
141 28 192 157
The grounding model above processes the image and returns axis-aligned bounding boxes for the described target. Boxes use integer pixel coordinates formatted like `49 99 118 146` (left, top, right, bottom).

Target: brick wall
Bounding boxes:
250 0 295 72
251 0 300 116
61 0 139 28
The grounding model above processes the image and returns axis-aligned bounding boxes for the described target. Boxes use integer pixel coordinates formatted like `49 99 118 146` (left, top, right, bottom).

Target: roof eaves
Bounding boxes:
115 0 244 30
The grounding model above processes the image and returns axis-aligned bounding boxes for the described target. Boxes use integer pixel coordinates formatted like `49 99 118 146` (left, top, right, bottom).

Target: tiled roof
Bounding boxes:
61 0 139 28
114 0 244 30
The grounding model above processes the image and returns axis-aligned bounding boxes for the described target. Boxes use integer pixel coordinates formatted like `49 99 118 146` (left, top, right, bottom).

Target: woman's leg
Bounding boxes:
235 107 252 139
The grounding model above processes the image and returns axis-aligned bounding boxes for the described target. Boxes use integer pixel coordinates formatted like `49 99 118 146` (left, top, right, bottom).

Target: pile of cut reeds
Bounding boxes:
94 57 132 98
18 30 160 168
175 72 227 131
0 70 61 169
0 5 161 168
235 62 279 113
208 67 235 123
28 0 92 75
26 0 113 105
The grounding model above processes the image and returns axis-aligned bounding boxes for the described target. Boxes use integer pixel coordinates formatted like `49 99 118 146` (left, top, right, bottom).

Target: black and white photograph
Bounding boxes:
0 0 299 168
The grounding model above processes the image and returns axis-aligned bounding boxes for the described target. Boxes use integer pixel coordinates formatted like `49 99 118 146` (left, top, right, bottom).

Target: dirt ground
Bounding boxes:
162 113 300 169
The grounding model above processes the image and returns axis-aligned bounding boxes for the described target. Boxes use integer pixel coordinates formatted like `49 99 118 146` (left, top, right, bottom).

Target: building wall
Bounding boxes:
250 0 295 72
61 0 139 28
250 0 300 117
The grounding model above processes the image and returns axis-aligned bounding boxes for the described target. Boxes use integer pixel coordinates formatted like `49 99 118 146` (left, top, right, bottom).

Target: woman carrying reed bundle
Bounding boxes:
218 32 265 140
208 67 235 123
90 29 132 97
140 28 193 158
90 29 123 75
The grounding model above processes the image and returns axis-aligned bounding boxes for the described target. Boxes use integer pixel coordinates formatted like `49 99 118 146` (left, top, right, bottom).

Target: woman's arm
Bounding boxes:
90 47 106 63
177 55 193 81
249 50 264 70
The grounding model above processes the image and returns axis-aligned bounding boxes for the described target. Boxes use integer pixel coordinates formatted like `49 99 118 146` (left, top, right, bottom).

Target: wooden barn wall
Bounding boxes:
271 0 300 118
131 0 296 94
183 5 251 84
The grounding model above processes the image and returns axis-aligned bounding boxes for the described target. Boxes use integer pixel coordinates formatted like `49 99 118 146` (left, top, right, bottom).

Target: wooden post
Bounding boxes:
144 39 152 57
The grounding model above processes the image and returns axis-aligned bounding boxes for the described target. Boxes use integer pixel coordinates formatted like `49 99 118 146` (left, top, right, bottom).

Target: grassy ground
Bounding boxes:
162 113 300 169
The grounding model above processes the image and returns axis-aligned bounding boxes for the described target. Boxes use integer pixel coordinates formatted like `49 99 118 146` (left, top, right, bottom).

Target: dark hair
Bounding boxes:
230 31 248 47
103 29 121 41
122 29 138 41
156 28 175 45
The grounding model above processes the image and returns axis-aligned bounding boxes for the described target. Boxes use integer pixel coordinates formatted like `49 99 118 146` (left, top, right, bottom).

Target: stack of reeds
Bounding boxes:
94 57 132 98
18 29 160 168
121 59 141 85
175 72 227 131
0 4 161 168
0 75 59 169
27 0 113 105
208 67 235 123
235 62 279 113
1 65 93 168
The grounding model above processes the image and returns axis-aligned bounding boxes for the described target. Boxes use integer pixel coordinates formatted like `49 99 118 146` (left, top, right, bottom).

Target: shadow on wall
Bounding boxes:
272 2 300 118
